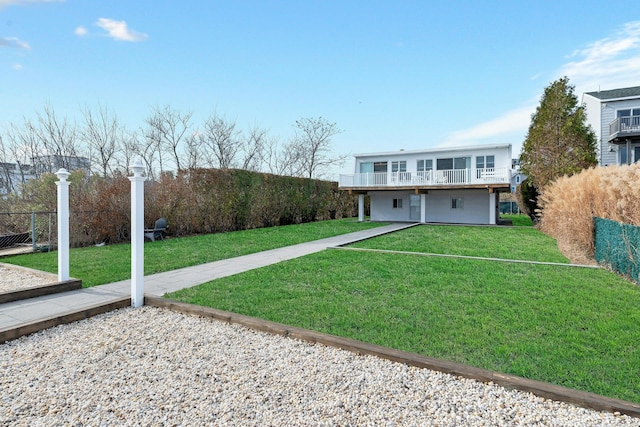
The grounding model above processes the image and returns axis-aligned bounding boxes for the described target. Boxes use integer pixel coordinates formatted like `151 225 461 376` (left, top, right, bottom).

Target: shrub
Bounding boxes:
3 168 359 246
517 180 540 222
538 164 640 261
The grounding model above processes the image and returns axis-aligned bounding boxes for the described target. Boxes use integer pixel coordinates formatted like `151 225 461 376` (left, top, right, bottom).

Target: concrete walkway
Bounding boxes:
0 222 414 332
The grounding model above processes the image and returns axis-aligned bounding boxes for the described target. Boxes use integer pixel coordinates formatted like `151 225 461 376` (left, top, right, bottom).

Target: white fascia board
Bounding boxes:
354 143 512 158
584 93 640 102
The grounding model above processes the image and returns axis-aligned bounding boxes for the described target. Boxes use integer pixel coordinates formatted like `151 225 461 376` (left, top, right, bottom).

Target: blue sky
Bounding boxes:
2 0 640 177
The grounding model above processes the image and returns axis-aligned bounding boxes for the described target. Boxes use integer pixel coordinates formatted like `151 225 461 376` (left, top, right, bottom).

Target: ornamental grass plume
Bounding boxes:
538 164 640 262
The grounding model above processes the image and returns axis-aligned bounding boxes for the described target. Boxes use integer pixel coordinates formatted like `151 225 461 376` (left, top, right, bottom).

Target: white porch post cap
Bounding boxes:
129 158 145 176
55 168 70 181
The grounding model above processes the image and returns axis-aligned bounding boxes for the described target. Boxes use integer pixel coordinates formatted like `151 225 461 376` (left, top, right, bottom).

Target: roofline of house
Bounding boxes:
584 94 640 102
583 86 640 102
353 143 512 158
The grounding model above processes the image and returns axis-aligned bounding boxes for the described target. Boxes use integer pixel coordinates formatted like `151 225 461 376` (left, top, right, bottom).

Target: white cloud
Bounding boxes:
440 106 533 148
12 63 23 70
75 26 88 36
96 18 148 42
0 37 31 49
441 20 640 155
560 21 640 92
439 105 533 158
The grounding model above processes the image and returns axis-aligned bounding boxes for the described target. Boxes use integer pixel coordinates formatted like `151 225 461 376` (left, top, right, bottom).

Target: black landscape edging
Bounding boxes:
0 297 130 344
146 295 640 419
0 279 83 304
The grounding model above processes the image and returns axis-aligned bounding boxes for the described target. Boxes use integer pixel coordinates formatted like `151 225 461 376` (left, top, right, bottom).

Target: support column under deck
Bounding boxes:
489 191 496 225
358 194 365 222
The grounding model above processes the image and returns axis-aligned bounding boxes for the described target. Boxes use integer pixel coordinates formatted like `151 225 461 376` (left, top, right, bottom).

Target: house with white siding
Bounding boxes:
0 162 36 197
583 86 640 166
339 143 512 225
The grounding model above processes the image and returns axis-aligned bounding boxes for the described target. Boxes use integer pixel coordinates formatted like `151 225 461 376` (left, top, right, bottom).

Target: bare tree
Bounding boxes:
285 117 346 178
200 112 240 169
32 103 81 173
0 135 14 195
238 125 269 171
7 119 45 179
183 132 203 169
144 105 193 172
260 134 287 175
137 130 160 181
81 105 121 177
114 131 142 175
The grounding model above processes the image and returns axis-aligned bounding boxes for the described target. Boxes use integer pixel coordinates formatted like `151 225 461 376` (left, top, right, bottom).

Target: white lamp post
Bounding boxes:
55 168 70 281
129 159 145 307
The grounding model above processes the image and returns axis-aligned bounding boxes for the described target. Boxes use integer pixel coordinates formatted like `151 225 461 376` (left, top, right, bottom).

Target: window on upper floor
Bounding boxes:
617 109 640 128
436 157 470 170
391 161 406 173
373 161 387 173
417 159 433 172
476 155 495 169
617 108 640 117
359 162 373 173
437 158 453 170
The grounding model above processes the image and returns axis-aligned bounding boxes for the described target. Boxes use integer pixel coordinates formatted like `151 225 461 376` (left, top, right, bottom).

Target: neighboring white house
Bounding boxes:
0 162 36 197
583 86 640 166
32 154 91 176
0 155 91 197
338 143 512 225
509 158 526 194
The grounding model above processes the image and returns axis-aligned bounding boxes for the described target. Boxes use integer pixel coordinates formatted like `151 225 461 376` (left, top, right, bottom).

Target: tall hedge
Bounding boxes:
1 168 359 246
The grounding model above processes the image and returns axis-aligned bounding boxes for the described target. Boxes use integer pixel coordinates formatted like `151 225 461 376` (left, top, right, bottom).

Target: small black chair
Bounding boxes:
144 218 167 242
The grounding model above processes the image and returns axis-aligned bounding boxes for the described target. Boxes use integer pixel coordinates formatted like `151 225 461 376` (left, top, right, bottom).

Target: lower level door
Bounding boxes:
409 194 421 221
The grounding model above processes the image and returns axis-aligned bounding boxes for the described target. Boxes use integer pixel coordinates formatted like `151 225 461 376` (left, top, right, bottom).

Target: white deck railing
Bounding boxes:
339 168 511 188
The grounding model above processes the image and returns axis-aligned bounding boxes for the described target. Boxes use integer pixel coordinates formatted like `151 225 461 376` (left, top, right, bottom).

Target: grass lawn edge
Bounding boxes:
146 295 640 418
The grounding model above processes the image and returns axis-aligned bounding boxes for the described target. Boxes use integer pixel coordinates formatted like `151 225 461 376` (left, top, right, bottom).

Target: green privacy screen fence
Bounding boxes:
594 217 640 284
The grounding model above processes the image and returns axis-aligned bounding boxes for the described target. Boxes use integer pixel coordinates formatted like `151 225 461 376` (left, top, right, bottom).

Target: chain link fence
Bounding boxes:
0 211 58 255
0 211 125 257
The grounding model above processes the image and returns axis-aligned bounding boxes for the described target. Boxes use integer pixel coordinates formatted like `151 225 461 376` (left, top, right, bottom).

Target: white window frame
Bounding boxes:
417 159 433 172
476 155 495 169
393 198 403 209
391 160 407 173
373 161 388 173
437 157 471 170
451 197 464 209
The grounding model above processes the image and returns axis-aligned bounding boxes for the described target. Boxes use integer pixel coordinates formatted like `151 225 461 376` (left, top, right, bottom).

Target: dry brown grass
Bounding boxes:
538 163 640 263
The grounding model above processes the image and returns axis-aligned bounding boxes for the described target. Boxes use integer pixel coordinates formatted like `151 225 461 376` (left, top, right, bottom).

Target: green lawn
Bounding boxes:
349 224 569 263
500 213 533 226
3 218 387 287
7 218 639 402
167 226 640 403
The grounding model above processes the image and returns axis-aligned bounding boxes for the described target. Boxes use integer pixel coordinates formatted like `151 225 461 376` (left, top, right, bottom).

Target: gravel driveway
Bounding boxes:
1 306 636 426
0 264 54 293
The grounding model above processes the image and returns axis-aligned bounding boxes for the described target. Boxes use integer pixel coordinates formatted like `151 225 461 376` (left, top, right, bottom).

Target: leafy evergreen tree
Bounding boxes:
518 180 539 222
520 77 598 192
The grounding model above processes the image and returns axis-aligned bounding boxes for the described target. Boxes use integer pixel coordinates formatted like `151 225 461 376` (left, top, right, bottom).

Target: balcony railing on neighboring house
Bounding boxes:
609 115 640 142
339 167 511 188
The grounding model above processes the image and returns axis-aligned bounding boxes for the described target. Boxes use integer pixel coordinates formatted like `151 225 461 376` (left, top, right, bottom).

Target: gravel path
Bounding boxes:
0 306 635 426
0 264 54 293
